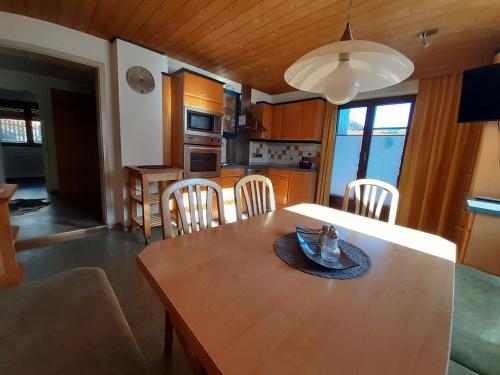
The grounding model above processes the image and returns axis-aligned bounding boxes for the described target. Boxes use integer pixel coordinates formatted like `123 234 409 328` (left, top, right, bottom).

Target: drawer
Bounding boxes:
183 72 223 104
268 168 290 178
221 168 245 178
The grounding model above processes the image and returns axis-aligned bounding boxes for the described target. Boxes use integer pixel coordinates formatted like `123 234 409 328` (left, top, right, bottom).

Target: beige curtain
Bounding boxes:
315 103 338 205
397 74 483 241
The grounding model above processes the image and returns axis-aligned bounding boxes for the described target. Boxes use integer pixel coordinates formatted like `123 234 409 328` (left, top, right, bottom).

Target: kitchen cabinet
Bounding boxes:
220 168 244 204
271 104 283 140
248 99 325 141
251 103 273 140
220 168 245 178
268 171 289 209
268 168 318 209
183 71 223 104
300 99 326 141
281 102 303 140
287 170 319 205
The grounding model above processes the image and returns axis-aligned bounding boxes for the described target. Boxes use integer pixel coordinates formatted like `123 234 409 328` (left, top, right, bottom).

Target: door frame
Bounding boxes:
0 41 112 226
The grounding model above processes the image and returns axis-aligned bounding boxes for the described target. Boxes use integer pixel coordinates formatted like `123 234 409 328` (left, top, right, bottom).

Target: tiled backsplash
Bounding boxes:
249 141 321 167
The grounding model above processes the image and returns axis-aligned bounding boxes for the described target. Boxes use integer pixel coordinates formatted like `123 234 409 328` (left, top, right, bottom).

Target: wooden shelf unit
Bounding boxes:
0 184 23 288
126 166 183 243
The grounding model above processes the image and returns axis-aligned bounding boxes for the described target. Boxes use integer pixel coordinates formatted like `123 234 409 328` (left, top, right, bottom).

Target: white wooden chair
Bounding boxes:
342 178 399 224
160 178 226 239
234 174 276 221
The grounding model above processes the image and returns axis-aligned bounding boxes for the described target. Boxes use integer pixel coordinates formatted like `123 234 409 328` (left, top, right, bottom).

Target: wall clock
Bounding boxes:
126 66 155 94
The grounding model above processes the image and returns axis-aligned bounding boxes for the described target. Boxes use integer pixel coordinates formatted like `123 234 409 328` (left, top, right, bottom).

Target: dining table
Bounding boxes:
137 203 456 375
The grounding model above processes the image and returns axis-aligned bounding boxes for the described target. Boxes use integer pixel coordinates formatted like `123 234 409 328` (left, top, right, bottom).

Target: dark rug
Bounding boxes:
9 198 51 216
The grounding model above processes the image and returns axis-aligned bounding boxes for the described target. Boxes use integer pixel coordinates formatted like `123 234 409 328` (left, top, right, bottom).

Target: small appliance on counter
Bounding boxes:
299 156 312 169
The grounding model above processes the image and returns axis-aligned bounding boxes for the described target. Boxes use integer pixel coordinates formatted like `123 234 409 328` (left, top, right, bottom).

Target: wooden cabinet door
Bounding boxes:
281 102 302 140
268 172 289 207
221 168 245 178
300 99 326 141
183 72 223 104
271 104 283 140
251 103 273 139
287 171 318 206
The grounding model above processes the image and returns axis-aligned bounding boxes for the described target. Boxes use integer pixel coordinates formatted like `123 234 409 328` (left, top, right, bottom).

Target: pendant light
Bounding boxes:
284 0 414 104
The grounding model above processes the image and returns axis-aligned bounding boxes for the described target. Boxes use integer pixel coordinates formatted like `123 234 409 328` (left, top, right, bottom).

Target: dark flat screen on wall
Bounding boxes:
458 63 500 123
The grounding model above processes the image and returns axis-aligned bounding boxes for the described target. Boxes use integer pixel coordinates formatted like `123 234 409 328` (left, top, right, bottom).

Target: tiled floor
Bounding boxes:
16 228 193 375
10 181 104 241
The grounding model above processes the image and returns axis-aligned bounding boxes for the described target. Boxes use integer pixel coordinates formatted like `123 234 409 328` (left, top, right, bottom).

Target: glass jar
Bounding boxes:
320 225 341 262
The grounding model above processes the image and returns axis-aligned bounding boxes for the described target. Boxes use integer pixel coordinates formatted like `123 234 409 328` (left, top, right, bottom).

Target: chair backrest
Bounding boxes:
341 178 399 224
234 174 276 221
160 178 226 239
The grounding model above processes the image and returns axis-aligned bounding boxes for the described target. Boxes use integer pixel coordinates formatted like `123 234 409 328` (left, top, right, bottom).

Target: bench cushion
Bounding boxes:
448 360 478 375
0 267 147 375
451 265 500 375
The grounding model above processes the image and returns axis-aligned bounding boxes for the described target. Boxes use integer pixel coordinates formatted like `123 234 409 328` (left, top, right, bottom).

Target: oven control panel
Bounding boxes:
184 134 222 146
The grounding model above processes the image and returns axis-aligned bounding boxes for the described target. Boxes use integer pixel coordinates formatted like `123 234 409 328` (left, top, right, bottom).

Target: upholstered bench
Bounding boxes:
0 267 148 375
449 264 500 375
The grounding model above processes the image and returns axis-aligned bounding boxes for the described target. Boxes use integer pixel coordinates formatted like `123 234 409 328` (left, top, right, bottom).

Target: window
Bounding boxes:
330 96 415 199
0 100 42 145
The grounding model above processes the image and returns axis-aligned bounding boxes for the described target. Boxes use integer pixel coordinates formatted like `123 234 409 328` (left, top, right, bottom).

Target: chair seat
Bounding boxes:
0 267 147 375
451 265 500 375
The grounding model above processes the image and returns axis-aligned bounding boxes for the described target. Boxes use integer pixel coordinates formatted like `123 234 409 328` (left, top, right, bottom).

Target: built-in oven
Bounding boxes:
184 106 223 137
184 144 221 178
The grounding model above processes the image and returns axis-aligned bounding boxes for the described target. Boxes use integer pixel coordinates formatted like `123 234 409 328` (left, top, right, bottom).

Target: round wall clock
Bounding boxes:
126 66 155 94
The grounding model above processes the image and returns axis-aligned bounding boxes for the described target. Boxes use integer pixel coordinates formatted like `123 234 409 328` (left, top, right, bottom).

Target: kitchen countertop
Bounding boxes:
221 163 319 172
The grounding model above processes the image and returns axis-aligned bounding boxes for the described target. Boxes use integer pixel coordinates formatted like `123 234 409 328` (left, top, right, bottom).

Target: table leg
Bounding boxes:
164 311 173 355
141 175 151 242
129 175 137 231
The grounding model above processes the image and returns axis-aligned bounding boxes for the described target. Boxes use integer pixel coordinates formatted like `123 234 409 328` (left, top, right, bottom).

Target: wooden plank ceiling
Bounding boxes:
1 0 499 94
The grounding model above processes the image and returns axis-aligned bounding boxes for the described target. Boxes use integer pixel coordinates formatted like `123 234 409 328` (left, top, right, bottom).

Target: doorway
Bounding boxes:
329 95 416 209
0 46 104 242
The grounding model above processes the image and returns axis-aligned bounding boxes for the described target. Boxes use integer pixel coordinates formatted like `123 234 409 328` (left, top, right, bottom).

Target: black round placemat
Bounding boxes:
274 233 371 279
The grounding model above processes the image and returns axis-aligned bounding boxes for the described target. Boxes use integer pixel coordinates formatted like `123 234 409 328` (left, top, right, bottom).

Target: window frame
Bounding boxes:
0 99 42 147
336 94 416 186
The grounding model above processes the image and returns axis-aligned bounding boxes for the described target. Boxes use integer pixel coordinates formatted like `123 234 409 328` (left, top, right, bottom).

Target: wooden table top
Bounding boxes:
137 204 455 375
0 184 17 202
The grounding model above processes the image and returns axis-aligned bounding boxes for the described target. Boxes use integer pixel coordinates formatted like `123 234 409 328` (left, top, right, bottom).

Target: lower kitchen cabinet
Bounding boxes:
268 172 289 208
287 171 318 206
218 167 318 212
268 168 318 208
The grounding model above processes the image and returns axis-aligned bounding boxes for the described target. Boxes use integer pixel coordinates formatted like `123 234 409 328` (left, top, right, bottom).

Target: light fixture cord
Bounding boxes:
347 0 353 23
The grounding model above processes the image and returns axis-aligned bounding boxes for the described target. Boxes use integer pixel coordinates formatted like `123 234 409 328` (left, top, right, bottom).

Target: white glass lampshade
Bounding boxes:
323 62 360 104
284 40 414 104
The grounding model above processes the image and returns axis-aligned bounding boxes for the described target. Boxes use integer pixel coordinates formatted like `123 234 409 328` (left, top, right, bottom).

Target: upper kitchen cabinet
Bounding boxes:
300 99 326 141
249 98 325 141
183 71 223 103
176 70 224 113
251 102 273 139
271 104 283 140
281 102 303 140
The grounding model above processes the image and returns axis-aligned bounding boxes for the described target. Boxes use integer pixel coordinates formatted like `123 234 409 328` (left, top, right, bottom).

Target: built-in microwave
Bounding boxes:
184 106 222 137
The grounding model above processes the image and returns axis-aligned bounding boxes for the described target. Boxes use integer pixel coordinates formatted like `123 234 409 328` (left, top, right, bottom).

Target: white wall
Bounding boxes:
0 68 94 190
113 39 167 167
0 11 122 226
